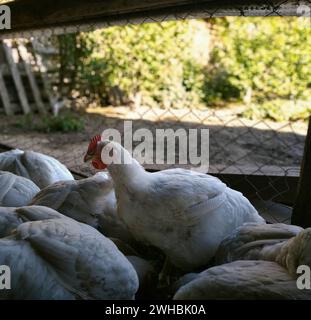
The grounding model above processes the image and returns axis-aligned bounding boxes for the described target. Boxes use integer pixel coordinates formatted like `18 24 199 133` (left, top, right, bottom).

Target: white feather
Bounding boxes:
30 172 134 242
0 171 40 207
174 226 311 300
0 206 139 300
173 260 311 300
100 141 265 270
0 149 74 189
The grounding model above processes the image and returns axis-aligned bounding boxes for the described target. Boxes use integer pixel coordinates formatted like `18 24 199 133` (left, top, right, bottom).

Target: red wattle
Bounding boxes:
92 159 107 170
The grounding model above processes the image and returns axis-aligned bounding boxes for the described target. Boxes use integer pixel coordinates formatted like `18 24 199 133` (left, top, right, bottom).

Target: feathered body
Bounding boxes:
0 171 40 207
0 149 74 188
93 141 265 270
216 223 311 277
0 206 138 300
30 172 133 242
174 225 311 299
173 260 311 300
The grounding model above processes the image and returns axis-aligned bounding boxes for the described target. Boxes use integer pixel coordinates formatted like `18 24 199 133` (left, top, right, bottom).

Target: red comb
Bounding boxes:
88 135 102 152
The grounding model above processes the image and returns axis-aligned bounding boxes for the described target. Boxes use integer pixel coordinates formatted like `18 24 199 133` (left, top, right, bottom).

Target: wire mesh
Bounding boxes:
0 1 310 223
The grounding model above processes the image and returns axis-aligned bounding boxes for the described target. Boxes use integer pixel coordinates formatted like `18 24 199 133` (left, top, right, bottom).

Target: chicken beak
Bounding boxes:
84 153 93 163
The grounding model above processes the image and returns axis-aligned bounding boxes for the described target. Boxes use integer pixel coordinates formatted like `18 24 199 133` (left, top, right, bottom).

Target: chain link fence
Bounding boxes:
0 0 310 223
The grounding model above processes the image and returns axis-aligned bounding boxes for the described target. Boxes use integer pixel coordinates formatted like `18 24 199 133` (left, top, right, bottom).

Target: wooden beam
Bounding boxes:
292 117 311 228
17 43 47 114
0 64 13 115
30 40 56 111
0 0 304 37
1 40 31 114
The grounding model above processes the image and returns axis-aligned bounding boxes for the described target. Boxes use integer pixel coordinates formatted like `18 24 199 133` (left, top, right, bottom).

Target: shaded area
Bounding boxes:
0 110 305 175
0 110 306 224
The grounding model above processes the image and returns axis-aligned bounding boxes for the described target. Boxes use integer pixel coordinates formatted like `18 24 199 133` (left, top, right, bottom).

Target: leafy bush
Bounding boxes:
39 114 84 133
15 112 84 133
210 17 311 103
79 20 210 108
57 17 311 121
243 99 311 122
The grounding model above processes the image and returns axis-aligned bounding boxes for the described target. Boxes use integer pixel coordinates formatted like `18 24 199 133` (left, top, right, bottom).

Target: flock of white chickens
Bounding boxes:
0 141 310 300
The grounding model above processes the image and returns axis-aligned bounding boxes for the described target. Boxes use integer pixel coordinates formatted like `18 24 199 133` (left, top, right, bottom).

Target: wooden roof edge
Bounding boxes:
0 0 307 38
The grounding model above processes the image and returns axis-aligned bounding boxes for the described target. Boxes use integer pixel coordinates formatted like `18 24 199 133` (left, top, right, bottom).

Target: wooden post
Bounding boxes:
0 65 13 116
30 40 56 111
17 43 47 115
2 40 31 114
292 116 311 228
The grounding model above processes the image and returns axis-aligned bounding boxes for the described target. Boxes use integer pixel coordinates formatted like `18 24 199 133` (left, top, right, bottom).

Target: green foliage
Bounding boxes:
15 112 84 133
79 20 210 108
210 17 311 103
39 114 84 133
57 17 311 121
58 34 92 93
243 99 311 122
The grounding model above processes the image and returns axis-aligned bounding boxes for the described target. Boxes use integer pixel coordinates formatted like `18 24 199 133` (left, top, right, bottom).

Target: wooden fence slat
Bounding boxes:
30 40 55 111
17 43 47 115
0 65 13 116
2 40 31 114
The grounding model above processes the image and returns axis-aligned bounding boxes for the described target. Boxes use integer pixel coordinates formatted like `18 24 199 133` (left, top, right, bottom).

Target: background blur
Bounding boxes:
56 18 311 122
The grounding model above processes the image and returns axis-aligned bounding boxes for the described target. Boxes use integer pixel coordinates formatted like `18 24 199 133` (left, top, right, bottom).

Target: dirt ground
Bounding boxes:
0 105 307 177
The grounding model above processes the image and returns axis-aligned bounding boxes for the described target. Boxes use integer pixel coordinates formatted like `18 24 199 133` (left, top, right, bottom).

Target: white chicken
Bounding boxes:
215 222 304 265
0 206 139 300
215 223 311 276
174 226 311 299
173 260 311 300
0 171 40 207
0 149 74 189
30 172 134 242
83 137 265 271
